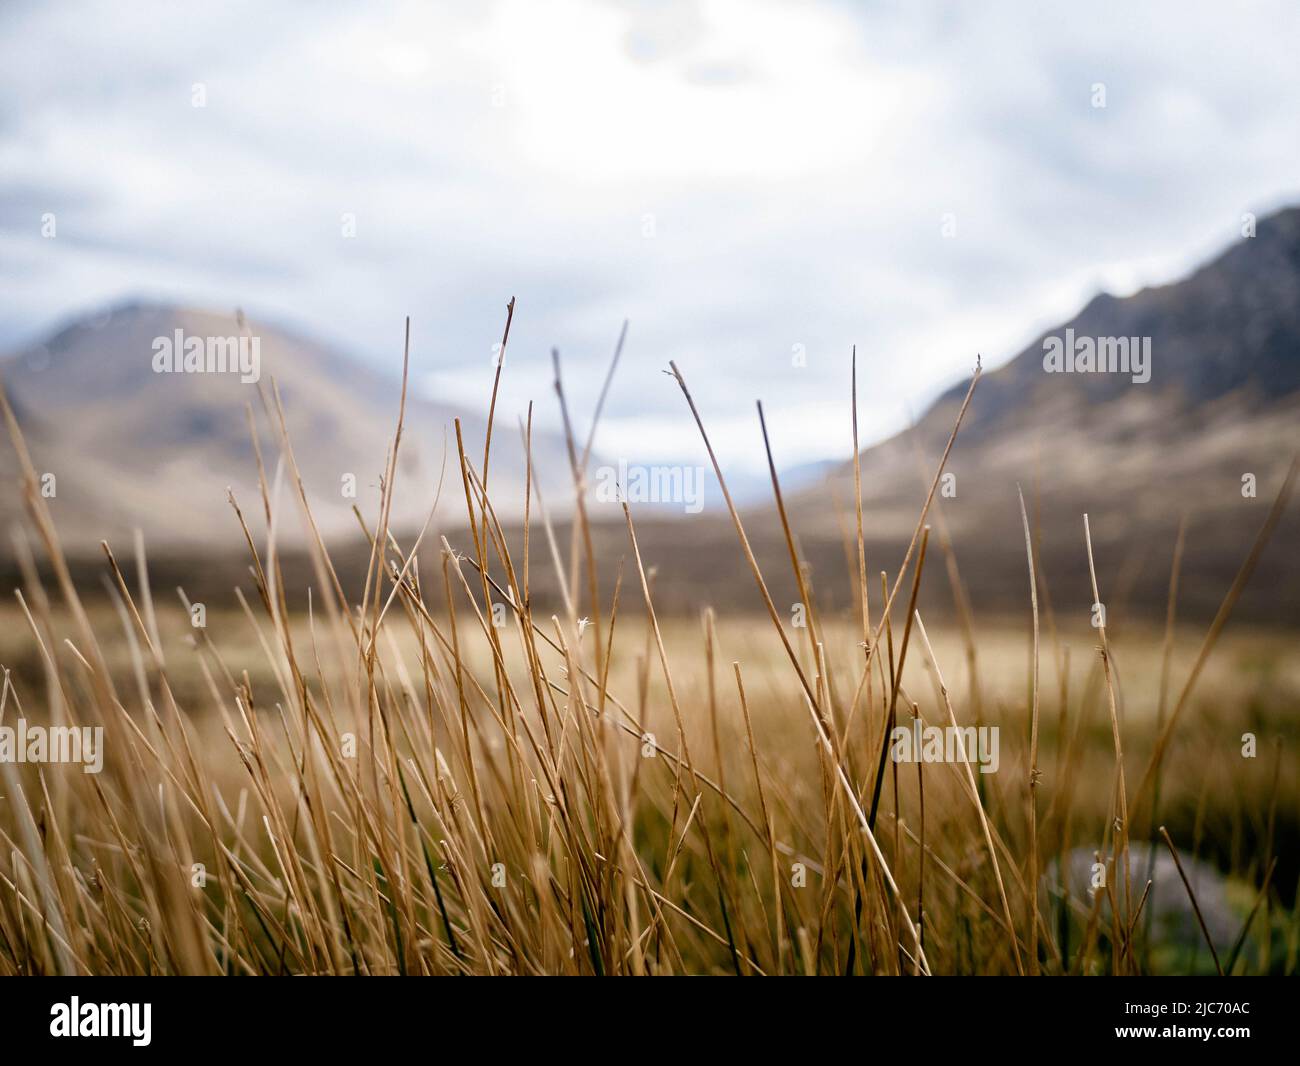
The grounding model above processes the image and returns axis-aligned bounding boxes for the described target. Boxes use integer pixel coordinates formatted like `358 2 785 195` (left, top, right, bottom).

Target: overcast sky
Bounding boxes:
2 0 1298 473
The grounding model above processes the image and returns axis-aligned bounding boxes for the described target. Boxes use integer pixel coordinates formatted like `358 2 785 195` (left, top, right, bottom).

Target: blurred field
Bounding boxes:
1 590 1295 974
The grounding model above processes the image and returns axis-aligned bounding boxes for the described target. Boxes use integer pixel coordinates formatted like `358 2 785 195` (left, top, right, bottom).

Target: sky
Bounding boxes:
2 0 1299 475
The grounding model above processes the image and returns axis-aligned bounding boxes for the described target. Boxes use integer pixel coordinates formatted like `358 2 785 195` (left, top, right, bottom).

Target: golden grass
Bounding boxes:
0 316 1295 975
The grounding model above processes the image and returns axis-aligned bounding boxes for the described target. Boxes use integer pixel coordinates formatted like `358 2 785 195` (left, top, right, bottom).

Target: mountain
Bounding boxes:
5 207 1298 623
0 302 568 551
564 208 1300 622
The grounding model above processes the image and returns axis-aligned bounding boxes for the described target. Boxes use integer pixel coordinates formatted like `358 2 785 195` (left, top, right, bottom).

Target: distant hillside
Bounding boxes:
807 206 1300 534
0 302 569 551
563 208 1300 623
4 204 1299 625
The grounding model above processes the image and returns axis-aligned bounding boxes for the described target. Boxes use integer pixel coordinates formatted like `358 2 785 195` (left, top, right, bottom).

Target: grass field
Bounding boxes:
0 346 1295 975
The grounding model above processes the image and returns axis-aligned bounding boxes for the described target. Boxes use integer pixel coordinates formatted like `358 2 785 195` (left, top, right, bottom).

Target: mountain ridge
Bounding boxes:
3 208 1298 623
0 300 570 550
593 206 1300 621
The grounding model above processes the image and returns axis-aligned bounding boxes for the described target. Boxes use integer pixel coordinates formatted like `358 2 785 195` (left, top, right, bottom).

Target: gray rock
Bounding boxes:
1047 843 1239 958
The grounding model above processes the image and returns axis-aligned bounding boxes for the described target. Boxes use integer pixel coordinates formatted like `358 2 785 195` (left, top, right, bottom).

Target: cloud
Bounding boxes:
1 0 1298 474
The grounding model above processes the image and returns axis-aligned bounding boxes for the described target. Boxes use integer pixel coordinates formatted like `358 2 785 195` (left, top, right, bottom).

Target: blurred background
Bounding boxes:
1 0 1299 622
2 0 1299 471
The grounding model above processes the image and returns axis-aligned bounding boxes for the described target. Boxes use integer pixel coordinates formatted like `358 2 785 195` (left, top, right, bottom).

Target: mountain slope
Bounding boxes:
0 302 567 550
783 208 1300 619
572 208 1300 622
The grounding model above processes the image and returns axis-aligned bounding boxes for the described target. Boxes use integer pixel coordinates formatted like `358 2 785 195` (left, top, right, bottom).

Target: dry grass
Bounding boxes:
0 316 1295 976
